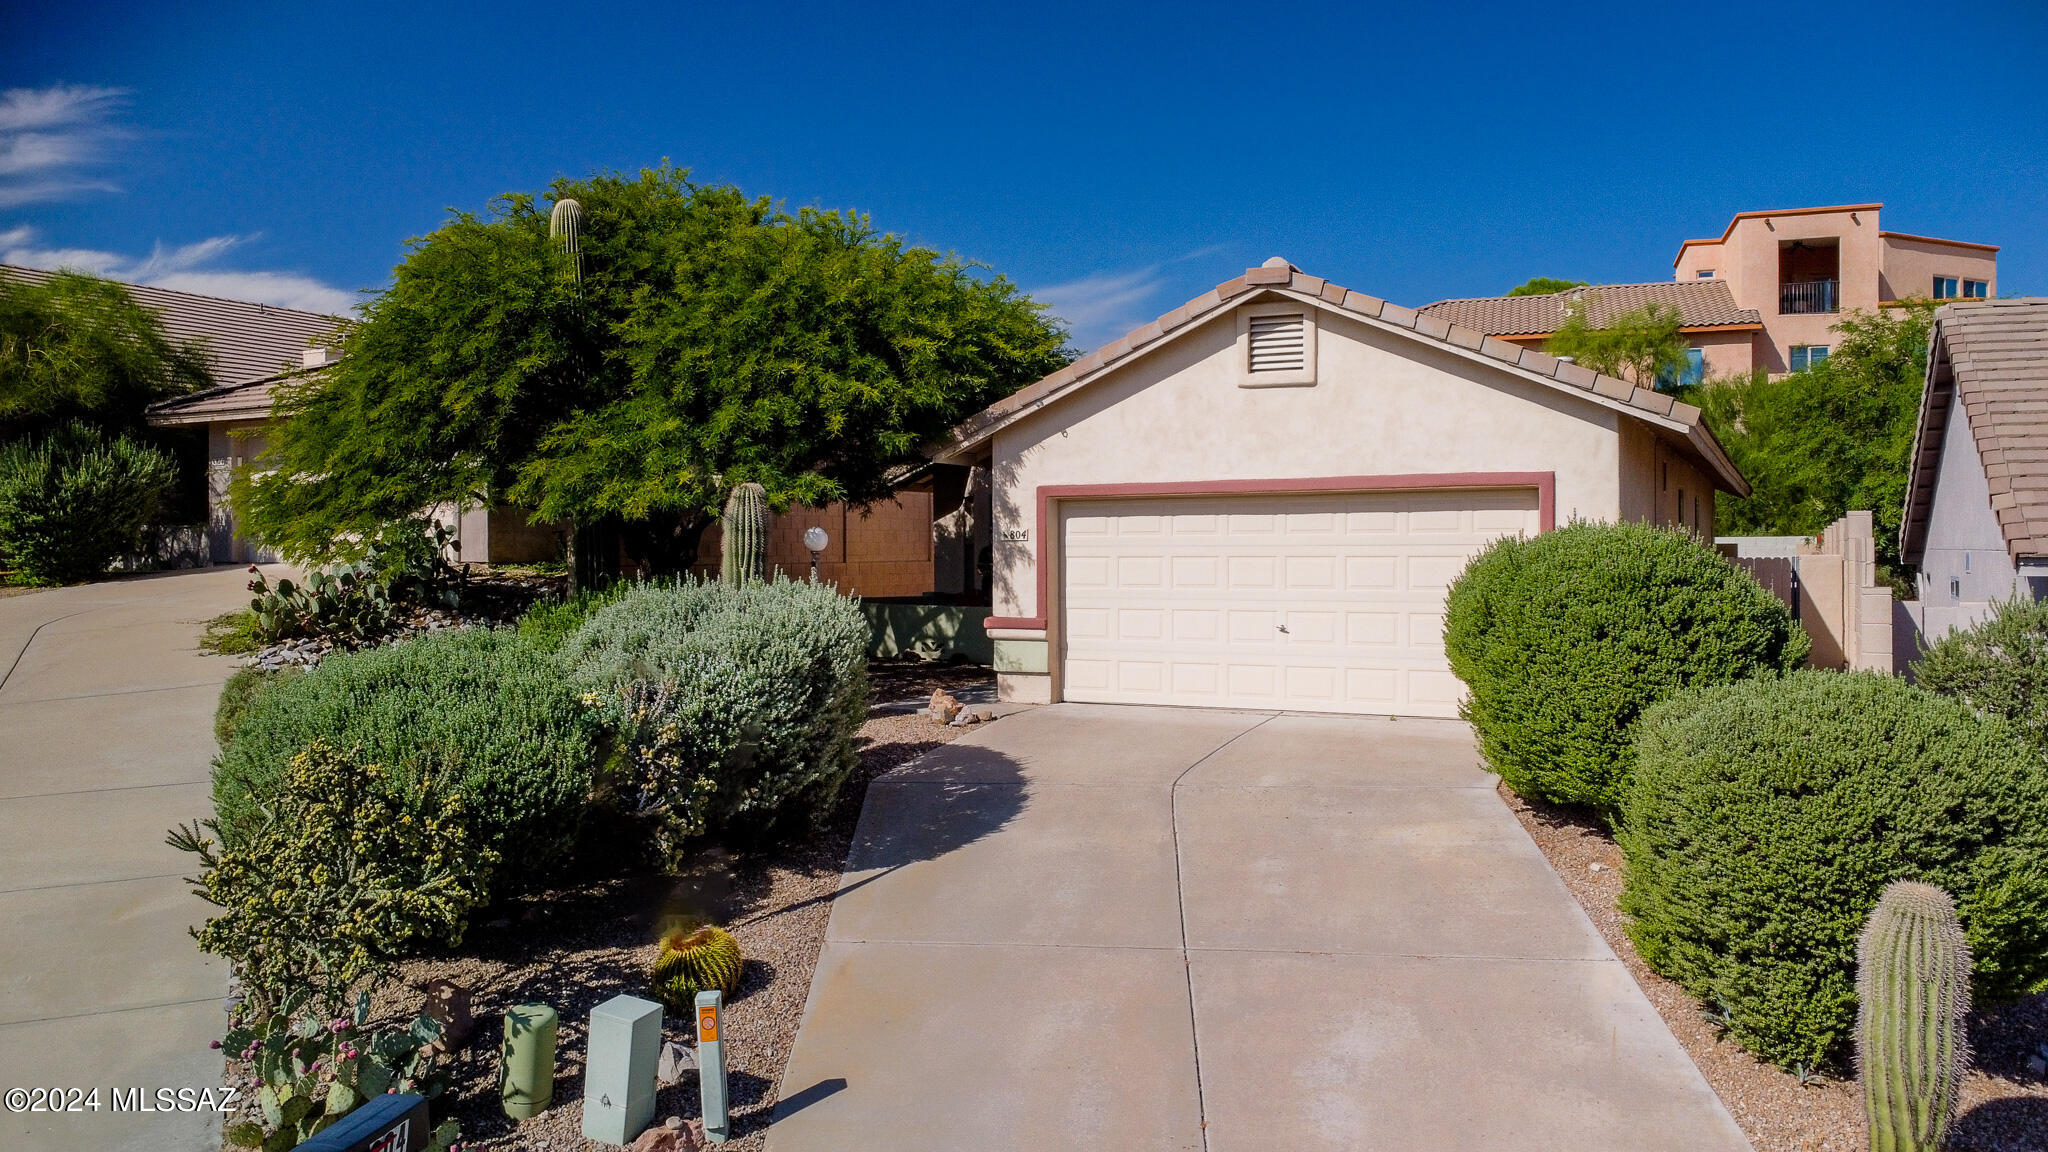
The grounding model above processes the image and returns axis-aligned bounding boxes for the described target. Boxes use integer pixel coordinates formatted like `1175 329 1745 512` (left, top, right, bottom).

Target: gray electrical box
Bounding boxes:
581 994 664 1145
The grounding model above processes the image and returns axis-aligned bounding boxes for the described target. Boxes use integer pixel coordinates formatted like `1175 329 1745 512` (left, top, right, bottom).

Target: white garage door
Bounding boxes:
1059 489 1542 717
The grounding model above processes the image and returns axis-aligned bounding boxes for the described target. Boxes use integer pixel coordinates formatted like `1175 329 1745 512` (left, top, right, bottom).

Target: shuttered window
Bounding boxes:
1247 312 1308 373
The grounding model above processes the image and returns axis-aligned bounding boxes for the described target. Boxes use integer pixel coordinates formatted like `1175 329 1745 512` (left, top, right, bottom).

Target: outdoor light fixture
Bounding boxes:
803 526 829 582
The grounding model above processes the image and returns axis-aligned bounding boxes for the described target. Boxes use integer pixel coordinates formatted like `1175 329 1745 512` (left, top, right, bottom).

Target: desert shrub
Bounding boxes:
0 423 176 584
212 628 597 893
174 742 495 1019
1442 519 1808 813
213 665 303 750
559 576 868 862
516 582 631 653
1619 670 2048 1069
1914 595 2048 752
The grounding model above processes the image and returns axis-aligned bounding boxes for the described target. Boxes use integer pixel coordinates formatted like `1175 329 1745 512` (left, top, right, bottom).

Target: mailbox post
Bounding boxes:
696 990 728 1144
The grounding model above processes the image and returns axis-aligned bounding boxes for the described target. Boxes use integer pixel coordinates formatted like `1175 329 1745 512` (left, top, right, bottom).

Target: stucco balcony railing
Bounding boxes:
1780 279 1839 315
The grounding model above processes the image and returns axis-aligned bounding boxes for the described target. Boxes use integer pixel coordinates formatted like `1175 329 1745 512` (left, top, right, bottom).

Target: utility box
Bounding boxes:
582 994 664 1145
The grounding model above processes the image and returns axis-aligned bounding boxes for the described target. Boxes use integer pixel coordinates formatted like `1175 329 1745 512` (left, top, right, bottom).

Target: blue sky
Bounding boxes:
5 1 2044 350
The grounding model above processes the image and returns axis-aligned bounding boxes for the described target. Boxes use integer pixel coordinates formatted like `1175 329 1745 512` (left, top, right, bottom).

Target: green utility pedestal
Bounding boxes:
501 1002 559 1120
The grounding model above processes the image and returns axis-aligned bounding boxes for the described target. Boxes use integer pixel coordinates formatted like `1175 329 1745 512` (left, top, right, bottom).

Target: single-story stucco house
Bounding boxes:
1900 297 2048 642
933 258 1747 715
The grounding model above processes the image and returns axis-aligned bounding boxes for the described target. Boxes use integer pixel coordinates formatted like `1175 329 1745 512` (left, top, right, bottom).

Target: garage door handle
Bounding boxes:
1276 623 1289 634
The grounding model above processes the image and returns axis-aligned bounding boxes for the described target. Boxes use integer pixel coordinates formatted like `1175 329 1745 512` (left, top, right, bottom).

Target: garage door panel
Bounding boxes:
1061 490 1537 717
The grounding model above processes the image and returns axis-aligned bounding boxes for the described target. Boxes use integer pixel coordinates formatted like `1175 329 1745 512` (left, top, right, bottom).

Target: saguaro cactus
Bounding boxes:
549 197 583 285
720 482 769 584
1858 880 1972 1152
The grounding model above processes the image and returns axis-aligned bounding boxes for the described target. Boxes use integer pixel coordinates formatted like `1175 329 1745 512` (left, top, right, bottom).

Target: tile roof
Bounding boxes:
1902 298 2048 561
1 264 343 388
1415 280 1763 337
938 260 1748 495
147 369 323 426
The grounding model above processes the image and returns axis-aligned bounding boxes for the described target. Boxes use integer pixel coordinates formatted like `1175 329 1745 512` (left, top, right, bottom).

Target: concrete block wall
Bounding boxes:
1725 511 1894 673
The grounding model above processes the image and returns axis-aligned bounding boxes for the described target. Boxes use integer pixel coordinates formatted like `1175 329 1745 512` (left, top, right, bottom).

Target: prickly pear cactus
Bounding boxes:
651 923 743 1013
720 482 769 584
549 197 582 285
1858 880 1971 1152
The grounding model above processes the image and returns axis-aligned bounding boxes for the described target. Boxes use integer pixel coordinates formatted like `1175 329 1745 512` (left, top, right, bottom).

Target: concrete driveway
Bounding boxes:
0 566 267 1151
769 704 1750 1152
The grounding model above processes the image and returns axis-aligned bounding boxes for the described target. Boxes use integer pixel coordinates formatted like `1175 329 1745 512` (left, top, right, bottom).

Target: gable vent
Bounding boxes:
1247 312 1308 372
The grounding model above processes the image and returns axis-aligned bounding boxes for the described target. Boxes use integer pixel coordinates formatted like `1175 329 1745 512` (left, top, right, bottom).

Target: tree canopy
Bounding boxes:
1691 303 1934 575
0 270 213 442
235 167 1071 566
1544 300 1689 387
1507 277 1587 297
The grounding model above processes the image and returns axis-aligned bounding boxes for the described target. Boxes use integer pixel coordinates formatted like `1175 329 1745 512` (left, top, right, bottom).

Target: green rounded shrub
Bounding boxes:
212 628 598 894
559 576 868 863
212 665 303 751
0 423 176 585
1913 595 2048 752
1442 520 1808 813
1619 670 2048 1069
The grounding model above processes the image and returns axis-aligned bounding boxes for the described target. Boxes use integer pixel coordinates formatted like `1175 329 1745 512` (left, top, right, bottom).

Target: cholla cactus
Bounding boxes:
1858 880 1971 1152
720 482 769 584
549 197 582 285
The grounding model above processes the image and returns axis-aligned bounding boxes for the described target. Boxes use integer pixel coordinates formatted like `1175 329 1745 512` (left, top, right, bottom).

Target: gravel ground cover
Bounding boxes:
1504 783 2048 1152
217 662 994 1151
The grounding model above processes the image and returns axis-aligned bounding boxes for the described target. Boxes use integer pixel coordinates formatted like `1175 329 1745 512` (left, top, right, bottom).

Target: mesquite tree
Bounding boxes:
234 166 1070 572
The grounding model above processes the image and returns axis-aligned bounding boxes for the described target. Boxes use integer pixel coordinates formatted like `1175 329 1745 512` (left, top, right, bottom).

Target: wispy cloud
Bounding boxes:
0 84 128 208
1032 245 1228 352
3 227 355 315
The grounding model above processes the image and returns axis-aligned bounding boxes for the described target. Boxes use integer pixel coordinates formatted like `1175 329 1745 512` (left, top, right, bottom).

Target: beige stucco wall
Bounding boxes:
1676 207 1885 373
1616 420 1718 533
1879 235 1997 305
987 303 1635 627
1690 329 1758 379
207 420 276 564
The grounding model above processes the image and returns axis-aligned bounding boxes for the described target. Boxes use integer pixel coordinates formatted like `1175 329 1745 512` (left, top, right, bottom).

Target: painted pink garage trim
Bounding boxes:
982 471 1556 630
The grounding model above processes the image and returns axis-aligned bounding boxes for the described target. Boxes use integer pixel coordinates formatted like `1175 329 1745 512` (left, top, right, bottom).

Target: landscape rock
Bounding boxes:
928 689 963 725
421 979 473 1055
629 1118 705 1151
656 1040 695 1085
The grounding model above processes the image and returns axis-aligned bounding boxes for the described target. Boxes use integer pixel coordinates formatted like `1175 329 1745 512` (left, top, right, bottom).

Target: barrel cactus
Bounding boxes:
719 482 769 584
1857 880 1971 1152
549 197 582 285
651 923 743 1013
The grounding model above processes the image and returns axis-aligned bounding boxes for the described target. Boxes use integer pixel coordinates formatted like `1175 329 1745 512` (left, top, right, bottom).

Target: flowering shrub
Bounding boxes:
558 576 868 865
173 742 495 1020
219 987 459 1152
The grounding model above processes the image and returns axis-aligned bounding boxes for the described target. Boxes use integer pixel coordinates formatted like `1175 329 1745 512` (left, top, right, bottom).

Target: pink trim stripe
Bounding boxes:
982 471 1556 631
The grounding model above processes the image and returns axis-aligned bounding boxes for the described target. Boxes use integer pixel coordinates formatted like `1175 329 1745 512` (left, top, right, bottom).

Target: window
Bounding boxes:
1656 347 1707 392
1790 345 1830 372
1677 487 1686 527
1934 276 1959 299
1237 304 1317 386
1964 279 1989 299
1696 269 1715 278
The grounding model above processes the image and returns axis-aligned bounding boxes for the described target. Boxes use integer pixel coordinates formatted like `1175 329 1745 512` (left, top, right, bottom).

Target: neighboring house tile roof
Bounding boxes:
1902 298 2048 561
1415 280 1763 337
147 368 325 426
1 263 343 388
937 260 1748 495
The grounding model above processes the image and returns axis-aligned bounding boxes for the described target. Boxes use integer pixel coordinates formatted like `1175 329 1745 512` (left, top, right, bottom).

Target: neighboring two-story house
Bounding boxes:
1674 203 1998 373
1420 203 2000 382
